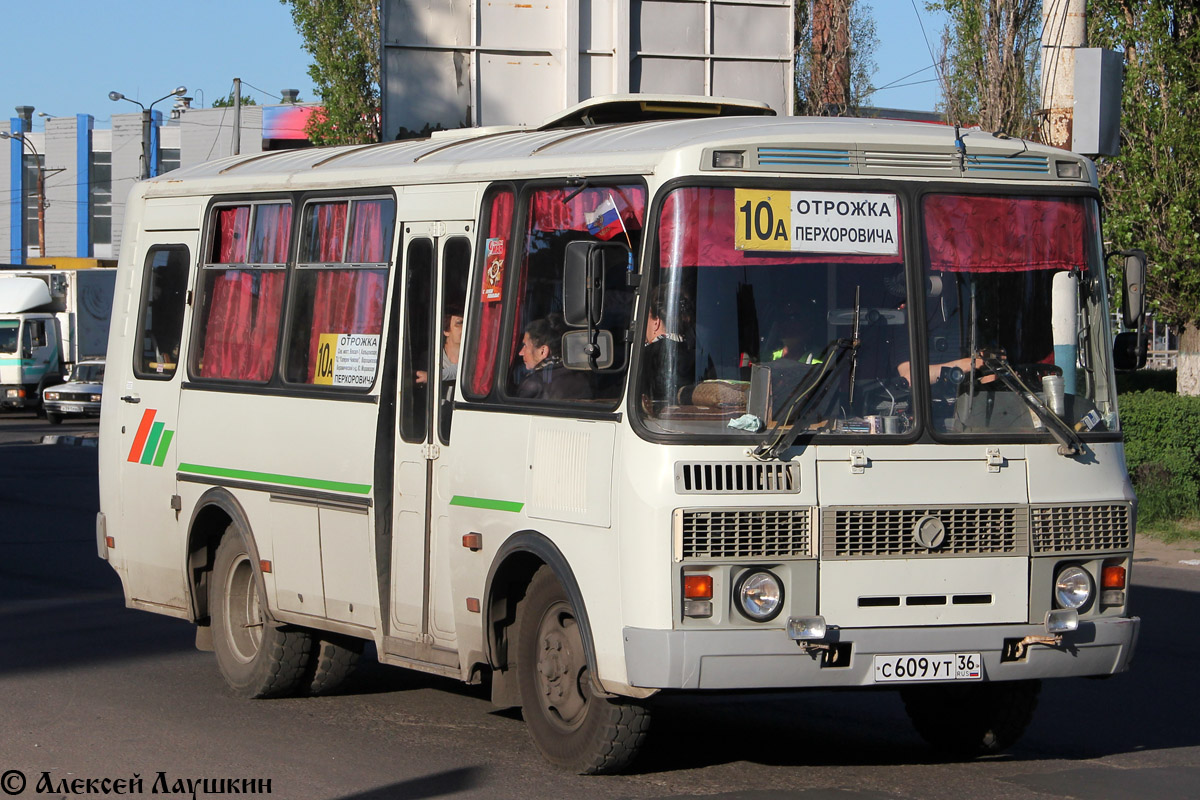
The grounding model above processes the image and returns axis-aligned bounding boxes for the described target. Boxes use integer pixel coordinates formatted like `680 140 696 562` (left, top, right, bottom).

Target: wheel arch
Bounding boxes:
483 530 601 704
185 487 270 625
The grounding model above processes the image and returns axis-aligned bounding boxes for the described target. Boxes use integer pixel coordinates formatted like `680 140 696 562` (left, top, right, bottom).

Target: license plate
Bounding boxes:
873 653 982 683
60 404 84 413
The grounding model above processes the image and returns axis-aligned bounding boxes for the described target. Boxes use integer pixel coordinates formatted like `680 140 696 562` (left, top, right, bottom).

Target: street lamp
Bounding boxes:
108 86 186 179
0 130 45 258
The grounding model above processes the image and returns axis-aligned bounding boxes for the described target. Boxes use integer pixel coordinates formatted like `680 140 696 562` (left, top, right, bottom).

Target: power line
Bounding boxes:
909 0 948 104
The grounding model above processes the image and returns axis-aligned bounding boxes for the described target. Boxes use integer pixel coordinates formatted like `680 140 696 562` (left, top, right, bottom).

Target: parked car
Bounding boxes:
42 360 104 424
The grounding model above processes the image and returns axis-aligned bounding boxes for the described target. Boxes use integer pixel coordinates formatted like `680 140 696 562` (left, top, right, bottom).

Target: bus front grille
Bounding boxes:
1031 504 1132 553
678 507 813 559
821 506 1028 559
674 461 800 494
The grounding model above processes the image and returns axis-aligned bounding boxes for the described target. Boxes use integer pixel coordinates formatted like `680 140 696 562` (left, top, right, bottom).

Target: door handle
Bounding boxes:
120 395 141 404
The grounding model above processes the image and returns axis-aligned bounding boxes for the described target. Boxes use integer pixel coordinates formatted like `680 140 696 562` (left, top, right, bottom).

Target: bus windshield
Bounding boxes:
639 185 912 438
919 193 1118 437
637 186 1118 442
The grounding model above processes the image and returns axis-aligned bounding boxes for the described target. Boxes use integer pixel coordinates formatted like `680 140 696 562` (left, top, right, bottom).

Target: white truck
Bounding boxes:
0 268 116 411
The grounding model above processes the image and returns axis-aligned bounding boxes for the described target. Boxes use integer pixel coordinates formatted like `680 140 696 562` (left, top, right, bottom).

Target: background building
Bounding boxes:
2 101 317 264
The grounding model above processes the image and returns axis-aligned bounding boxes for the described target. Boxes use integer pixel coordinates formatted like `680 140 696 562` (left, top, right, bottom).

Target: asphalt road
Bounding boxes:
0 424 1198 800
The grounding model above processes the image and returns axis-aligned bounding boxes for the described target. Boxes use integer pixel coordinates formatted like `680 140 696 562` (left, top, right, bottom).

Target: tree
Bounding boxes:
794 0 879 115
1089 2 1200 394
928 0 1042 136
282 0 380 145
211 92 258 108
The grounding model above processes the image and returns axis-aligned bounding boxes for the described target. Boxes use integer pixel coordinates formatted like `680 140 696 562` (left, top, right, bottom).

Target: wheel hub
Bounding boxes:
534 605 588 729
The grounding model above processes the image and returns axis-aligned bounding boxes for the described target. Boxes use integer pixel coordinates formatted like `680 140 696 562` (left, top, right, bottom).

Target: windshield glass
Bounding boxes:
72 363 105 383
920 193 1117 436
0 322 17 354
640 186 912 438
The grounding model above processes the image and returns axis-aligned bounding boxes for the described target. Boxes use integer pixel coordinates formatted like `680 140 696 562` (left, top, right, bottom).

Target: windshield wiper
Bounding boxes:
751 337 857 461
982 356 1086 457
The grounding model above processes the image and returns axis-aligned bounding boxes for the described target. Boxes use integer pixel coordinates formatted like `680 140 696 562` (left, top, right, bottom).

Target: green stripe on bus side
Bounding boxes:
449 495 524 513
140 422 165 465
177 463 372 495
152 429 175 467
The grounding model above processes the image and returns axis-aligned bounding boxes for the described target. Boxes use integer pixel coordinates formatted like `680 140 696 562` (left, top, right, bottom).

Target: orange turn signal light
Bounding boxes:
105 536 115 549
260 560 272 574
1101 564 1126 589
683 575 714 600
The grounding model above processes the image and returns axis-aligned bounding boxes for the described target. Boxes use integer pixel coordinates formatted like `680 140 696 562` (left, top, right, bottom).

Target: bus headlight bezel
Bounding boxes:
734 569 784 622
1054 565 1093 610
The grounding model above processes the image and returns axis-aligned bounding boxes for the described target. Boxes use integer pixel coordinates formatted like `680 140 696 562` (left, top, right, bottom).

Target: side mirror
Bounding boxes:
1113 330 1147 371
1120 249 1147 329
563 241 629 327
562 329 614 370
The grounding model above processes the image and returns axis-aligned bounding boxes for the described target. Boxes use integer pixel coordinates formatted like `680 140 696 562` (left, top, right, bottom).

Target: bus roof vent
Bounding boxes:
539 94 774 130
674 461 800 494
753 146 853 173
965 153 1050 175
861 149 959 176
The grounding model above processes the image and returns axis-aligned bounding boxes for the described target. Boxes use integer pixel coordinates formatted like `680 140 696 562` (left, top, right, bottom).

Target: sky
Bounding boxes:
1 1 948 132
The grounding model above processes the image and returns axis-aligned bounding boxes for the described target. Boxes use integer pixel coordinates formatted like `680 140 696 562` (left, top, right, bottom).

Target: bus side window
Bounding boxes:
438 237 470 444
401 239 434 443
135 245 190 378
284 197 394 388
192 203 289 383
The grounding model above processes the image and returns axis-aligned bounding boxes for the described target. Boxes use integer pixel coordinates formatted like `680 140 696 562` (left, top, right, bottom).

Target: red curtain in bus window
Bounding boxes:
470 190 514 397
529 186 646 237
923 194 1086 272
253 203 292 263
305 270 386 382
311 202 348 262
215 206 250 263
658 187 902 268
347 199 386 262
199 270 283 381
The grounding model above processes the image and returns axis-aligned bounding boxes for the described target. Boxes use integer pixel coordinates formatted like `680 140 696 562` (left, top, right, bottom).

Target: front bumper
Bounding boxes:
44 400 101 417
624 616 1140 689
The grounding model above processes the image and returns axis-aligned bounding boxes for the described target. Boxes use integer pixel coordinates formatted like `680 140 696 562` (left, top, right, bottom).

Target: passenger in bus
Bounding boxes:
415 304 464 387
642 287 695 404
516 314 591 400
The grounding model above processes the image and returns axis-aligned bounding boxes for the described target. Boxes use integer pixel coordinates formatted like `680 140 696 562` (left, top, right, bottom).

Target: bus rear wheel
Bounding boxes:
211 530 313 698
515 566 650 774
306 634 363 696
901 679 1040 757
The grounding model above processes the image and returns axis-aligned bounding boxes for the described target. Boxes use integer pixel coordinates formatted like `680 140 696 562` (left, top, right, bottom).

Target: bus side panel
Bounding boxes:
176 392 381 631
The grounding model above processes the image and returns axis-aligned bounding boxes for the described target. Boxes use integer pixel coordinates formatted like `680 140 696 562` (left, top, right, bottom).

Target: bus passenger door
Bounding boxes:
389 223 472 651
112 236 195 609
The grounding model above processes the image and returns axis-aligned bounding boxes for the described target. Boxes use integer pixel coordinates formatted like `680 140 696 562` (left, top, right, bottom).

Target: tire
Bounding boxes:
305 634 364 696
45 412 62 425
515 566 650 774
210 530 313 698
901 679 1041 757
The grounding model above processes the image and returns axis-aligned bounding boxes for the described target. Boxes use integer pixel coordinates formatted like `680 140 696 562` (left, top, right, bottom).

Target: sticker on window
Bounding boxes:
735 190 899 255
314 333 380 386
482 238 506 303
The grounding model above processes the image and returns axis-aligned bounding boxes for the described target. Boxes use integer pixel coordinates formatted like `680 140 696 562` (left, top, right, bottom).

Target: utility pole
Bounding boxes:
233 77 241 156
1040 0 1087 148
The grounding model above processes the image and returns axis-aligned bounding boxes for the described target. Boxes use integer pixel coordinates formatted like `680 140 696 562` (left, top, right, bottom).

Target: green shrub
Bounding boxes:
1116 368 1176 394
1118 390 1200 523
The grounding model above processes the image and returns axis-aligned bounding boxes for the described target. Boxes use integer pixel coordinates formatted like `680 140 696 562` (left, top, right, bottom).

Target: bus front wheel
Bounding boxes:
211 530 313 698
515 566 650 774
901 679 1040 757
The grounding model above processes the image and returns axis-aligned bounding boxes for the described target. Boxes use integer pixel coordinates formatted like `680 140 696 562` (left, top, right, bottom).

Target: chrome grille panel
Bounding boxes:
1031 504 1132 553
679 507 813 560
675 461 800 494
822 506 1028 559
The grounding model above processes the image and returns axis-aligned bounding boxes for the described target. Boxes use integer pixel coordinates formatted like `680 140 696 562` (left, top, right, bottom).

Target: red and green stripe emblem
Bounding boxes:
127 409 175 467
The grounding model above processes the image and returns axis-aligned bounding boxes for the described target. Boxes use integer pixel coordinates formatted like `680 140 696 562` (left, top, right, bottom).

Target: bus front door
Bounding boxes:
389 223 472 660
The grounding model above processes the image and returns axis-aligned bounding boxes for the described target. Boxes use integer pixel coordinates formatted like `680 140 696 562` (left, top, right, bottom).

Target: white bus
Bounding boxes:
98 96 1143 773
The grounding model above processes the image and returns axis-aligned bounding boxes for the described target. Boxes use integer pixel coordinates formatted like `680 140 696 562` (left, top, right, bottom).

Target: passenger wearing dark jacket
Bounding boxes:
516 314 592 400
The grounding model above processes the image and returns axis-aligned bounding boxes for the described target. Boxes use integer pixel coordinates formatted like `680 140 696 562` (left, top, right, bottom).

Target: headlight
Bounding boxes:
735 570 784 621
44 392 59 401
1055 565 1093 609
90 394 102 402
